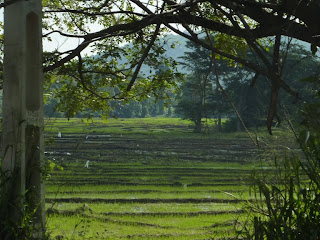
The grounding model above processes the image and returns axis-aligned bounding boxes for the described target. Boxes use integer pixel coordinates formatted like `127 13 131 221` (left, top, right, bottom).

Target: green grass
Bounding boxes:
46 202 243 213
46 191 251 201
47 214 236 239
45 117 271 139
47 209 241 239
44 117 291 239
45 117 196 135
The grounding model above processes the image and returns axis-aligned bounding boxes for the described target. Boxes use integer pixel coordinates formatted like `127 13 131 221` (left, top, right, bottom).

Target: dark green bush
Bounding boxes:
240 77 320 240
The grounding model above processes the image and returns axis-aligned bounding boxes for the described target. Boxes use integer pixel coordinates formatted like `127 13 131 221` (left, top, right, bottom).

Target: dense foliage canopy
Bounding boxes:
176 39 320 132
1 0 320 131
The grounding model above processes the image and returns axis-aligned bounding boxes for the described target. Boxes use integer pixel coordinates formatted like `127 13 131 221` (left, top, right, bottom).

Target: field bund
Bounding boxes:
44 118 268 239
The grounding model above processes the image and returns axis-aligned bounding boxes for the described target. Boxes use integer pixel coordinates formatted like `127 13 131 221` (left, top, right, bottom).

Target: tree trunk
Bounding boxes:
194 105 202 133
194 119 202 133
236 85 247 132
236 118 242 132
217 111 222 132
1 1 45 238
216 87 222 132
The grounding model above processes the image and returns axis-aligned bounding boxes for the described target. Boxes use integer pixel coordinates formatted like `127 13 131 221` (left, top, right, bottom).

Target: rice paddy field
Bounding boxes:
44 118 289 240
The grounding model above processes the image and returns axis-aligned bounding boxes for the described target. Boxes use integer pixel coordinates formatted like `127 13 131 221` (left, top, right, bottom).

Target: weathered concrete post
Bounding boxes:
1 0 44 237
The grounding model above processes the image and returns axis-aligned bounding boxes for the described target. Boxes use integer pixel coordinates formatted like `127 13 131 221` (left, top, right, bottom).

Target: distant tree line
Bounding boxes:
44 89 174 118
175 39 320 132
44 39 320 135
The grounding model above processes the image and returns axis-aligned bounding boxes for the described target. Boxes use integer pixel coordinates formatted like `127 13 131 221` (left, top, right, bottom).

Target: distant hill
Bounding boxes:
131 34 190 75
96 34 315 76
161 34 189 59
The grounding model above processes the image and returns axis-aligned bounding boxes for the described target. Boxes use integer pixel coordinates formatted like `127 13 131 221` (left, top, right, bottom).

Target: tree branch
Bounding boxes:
43 30 86 38
44 9 146 17
126 24 162 91
44 41 90 72
76 53 125 101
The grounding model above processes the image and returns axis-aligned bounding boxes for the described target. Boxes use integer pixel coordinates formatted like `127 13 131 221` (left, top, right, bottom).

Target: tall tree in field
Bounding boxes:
176 39 227 132
176 74 215 132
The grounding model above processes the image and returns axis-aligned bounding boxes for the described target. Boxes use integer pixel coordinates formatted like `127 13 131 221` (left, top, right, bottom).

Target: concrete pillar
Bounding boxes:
1 0 44 237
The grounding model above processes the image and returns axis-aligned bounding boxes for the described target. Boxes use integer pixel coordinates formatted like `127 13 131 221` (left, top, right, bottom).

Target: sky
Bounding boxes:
0 9 96 55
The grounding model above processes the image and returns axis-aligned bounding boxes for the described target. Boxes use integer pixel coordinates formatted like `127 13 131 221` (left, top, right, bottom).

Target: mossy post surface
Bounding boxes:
2 0 44 237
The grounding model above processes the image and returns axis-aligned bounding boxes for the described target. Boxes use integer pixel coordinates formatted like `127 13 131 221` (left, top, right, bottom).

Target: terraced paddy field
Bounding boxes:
44 118 287 239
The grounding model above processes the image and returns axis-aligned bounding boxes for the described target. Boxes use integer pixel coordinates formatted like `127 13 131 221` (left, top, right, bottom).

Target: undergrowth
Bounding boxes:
238 81 320 239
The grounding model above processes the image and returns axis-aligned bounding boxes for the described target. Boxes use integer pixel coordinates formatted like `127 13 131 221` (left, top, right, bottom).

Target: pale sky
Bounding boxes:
0 9 97 55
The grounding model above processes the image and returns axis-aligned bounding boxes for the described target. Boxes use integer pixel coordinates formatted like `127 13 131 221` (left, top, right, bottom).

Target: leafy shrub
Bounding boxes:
239 77 320 240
